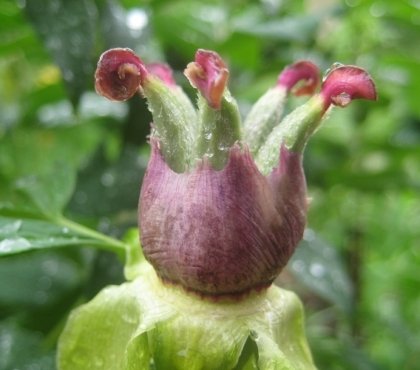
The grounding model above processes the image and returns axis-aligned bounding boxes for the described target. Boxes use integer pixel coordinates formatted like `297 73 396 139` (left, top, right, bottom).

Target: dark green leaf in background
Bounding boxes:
1 0 419 368
290 230 354 314
0 216 108 256
24 0 97 107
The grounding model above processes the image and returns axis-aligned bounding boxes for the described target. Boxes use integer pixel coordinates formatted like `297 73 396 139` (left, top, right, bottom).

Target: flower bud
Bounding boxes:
95 48 146 101
95 48 198 173
58 49 377 370
243 61 320 154
184 49 229 110
256 64 377 174
185 50 242 169
95 49 376 297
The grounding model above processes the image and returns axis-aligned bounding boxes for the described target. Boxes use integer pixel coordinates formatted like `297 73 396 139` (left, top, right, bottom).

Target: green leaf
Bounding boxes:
58 282 145 370
0 124 105 218
68 146 147 219
24 0 97 107
0 216 103 256
0 320 55 370
234 14 320 43
0 249 91 325
290 230 354 314
15 162 76 219
0 216 125 258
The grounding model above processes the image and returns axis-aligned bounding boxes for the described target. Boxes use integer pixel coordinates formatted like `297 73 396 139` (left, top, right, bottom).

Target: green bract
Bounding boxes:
57 231 316 370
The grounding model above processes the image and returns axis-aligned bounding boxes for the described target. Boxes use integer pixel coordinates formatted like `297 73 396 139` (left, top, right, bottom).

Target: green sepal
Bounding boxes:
58 236 316 370
255 96 324 175
143 77 198 173
243 87 287 155
196 92 242 170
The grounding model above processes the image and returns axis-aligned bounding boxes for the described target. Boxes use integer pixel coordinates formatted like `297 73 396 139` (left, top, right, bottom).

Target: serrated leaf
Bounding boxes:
290 230 354 313
24 0 97 107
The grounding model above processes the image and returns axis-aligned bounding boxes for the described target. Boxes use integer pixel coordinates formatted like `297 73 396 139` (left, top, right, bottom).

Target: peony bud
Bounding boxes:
58 48 376 370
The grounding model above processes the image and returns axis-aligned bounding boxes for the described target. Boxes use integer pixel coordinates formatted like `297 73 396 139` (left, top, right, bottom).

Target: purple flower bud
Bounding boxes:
139 140 307 297
320 64 377 111
184 49 229 109
95 48 148 101
146 63 177 87
94 48 376 299
277 60 320 96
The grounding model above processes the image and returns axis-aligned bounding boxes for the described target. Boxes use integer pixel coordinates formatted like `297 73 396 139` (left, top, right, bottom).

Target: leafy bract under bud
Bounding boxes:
184 49 229 109
95 48 147 101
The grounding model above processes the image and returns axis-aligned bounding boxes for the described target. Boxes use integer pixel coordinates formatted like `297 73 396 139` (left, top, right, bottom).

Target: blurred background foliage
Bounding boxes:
0 0 419 369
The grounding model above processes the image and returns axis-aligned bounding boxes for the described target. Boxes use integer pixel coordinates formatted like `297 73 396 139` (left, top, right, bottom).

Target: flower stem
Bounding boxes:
57 217 127 259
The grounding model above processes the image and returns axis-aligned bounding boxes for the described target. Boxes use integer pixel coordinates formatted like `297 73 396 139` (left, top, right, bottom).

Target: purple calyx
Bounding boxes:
139 140 307 297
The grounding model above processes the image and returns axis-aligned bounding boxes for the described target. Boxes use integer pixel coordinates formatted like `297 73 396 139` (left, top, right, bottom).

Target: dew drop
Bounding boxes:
291 259 305 273
121 312 137 324
331 92 352 107
93 356 104 368
42 259 59 275
177 349 187 357
0 220 22 234
101 172 115 187
63 70 74 82
309 262 325 278
0 237 30 253
250 330 259 340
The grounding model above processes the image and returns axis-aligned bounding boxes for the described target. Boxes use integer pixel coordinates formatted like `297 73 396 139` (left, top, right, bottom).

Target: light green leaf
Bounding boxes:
0 216 124 257
234 14 320 43
58 283 144 370
58 260 317 370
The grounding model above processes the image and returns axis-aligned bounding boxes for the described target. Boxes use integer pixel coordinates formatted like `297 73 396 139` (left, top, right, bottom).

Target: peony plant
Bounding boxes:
57 48 376 370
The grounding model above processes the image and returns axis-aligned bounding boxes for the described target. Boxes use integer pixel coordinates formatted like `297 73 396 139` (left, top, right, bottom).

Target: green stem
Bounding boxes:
255 96 324 175
196 92 242 170
57 217 127 259
243 87 287 155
